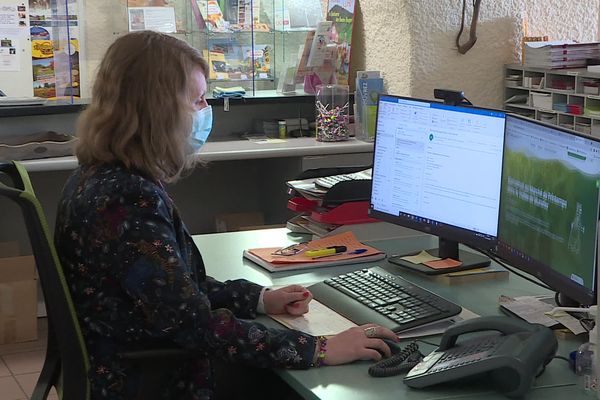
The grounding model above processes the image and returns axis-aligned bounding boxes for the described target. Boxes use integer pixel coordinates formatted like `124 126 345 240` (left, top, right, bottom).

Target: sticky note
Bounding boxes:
400 250 441 265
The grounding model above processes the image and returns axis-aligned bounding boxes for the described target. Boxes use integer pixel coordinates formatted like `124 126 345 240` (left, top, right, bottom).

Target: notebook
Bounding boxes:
243 231 386 272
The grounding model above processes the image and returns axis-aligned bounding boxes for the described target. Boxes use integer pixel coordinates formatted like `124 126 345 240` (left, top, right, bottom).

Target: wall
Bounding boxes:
355 0 600 108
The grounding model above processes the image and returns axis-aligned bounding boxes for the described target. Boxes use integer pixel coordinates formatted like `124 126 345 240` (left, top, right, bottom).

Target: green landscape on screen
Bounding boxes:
499 150 599 290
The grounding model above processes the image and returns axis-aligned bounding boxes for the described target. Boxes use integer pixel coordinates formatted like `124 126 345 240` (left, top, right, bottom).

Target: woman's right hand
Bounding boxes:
323 324 398 366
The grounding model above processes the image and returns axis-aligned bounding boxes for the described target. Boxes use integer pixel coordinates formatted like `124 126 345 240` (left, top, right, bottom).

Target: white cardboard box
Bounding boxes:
530 92 553 110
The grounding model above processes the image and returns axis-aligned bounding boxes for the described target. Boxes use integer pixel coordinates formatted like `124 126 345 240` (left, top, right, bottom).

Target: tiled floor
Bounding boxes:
0 318 57 400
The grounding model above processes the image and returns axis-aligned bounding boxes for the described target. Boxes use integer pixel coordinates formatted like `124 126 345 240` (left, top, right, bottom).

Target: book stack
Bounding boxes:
523 40 600 69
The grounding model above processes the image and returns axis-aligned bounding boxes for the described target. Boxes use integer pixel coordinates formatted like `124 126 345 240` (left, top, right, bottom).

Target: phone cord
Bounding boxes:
368 341 424 378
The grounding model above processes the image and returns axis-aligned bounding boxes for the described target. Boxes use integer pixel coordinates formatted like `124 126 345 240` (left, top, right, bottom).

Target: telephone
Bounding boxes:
403 316 558 398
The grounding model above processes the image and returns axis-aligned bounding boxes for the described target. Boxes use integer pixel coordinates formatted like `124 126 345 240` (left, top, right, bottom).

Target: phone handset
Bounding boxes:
404 316 558 397
438 316 538 351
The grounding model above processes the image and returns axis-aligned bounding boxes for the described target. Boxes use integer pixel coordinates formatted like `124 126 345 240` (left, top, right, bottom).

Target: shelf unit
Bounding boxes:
504 63 600 136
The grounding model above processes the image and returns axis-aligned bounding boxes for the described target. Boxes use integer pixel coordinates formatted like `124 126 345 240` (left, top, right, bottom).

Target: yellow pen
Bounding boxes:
305 246 347 258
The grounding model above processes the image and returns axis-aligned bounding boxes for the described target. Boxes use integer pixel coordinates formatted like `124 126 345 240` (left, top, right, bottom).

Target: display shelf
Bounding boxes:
504 64 600 136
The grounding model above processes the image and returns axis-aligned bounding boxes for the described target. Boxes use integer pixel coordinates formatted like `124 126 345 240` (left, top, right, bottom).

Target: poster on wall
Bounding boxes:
0 35 19 71
28 0 81 98
326 0 356 86
0 3 28 72
128 7 176 33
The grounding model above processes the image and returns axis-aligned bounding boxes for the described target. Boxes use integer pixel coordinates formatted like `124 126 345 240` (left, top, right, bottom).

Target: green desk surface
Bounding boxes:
193 228 585 400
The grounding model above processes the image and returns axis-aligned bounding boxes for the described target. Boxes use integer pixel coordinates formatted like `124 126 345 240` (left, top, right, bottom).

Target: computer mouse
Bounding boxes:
381 338 402 356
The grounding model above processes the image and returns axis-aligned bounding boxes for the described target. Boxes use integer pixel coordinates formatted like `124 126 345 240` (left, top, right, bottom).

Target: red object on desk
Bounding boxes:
288 197 376 225
287 197 317 212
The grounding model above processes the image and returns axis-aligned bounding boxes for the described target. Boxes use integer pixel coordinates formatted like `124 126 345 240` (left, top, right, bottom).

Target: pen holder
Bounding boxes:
316 84 350 142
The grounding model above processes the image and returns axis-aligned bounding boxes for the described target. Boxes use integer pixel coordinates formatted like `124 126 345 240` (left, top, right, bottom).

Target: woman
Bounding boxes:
54 30 397 400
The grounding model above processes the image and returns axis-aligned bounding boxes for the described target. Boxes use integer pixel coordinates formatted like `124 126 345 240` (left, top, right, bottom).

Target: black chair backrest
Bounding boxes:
0 162 90 399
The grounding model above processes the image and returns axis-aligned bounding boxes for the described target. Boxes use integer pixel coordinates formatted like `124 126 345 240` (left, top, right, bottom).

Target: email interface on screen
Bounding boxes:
370 96 506 241
498 115 600 294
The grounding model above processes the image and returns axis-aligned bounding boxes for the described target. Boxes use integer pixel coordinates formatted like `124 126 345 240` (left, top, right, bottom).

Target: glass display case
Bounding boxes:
0 0 332 102
96 0 325 98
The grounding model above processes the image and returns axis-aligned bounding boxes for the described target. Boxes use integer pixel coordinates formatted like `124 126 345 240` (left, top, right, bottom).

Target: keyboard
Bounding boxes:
314 169 372 189
309 267 462 332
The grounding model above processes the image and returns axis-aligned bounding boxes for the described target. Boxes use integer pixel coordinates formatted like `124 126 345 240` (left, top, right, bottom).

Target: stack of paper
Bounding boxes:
212 86 246 99
524 40 600 69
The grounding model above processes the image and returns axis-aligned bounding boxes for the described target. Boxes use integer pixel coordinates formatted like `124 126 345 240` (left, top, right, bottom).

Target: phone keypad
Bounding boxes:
429 336 503 373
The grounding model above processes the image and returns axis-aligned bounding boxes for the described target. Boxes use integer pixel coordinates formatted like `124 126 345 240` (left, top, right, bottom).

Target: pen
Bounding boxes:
305 246 347 258
349 248 368 255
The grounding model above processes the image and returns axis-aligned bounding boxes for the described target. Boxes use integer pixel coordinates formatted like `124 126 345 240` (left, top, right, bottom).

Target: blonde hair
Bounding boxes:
76 31 209 183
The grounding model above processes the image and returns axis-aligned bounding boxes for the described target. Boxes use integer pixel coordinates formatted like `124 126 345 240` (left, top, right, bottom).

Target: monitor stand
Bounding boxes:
387 237 491 275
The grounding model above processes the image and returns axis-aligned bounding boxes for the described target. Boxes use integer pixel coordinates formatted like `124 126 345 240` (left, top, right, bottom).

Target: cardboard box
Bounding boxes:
0 248 37 344
530 92 553 110
215 212 265 232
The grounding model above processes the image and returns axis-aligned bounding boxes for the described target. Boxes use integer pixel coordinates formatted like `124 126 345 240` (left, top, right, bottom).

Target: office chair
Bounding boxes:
0 162 190 400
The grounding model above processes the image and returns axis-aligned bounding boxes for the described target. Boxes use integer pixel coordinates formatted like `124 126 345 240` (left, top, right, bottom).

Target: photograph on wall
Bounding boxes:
31 57 55 97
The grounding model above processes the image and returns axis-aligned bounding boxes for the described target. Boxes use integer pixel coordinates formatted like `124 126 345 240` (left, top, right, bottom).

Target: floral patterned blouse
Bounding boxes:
54 163 316 399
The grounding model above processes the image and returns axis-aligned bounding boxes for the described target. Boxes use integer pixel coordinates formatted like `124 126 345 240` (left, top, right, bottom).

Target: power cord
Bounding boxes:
471 247 553 291
368 342 423 377
536 355 572 378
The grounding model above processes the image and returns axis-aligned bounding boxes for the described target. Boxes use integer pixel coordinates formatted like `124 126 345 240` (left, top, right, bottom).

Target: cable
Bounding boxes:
462 96 474 106
552 355 572 364
536 355 572 378
470 247 554 291
368 342 423 377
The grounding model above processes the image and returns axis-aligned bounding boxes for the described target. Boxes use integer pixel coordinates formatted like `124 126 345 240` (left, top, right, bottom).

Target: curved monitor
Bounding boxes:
497 114 600 306
369 95 506 273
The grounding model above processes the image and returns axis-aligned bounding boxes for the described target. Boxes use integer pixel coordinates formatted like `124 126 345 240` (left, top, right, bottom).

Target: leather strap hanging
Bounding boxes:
456 0 482 54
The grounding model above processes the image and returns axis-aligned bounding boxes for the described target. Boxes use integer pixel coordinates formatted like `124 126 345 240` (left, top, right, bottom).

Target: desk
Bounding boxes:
193 228 582 400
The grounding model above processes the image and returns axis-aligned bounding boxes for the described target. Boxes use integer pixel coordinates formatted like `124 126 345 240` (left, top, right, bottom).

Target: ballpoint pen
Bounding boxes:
348 248 368 255
305 246 347 258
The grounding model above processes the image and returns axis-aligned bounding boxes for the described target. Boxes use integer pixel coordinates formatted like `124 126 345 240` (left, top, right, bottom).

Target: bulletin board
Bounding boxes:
0 0 33 97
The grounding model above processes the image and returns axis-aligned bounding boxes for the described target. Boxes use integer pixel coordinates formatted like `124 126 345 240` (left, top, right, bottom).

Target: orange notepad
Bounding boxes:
243 231 386 272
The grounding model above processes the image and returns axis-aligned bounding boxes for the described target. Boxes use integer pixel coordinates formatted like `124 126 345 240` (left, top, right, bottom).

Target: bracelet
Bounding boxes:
311 336 328 367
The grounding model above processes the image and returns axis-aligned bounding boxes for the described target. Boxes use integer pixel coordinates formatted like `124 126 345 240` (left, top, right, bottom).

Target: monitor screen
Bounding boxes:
497 114 600 306
369 95 506 272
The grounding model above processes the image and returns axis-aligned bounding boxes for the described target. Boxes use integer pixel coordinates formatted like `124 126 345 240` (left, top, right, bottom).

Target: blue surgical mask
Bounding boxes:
189 105 213 151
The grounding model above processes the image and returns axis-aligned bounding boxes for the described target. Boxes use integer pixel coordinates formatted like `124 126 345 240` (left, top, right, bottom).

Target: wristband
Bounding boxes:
311 336 328 367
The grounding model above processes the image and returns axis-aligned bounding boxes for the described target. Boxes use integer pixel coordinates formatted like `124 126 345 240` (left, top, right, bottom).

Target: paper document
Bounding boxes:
396 308 479 340
270 300 357 336
499 295 586 335
271 300 479 339
400 250 440 265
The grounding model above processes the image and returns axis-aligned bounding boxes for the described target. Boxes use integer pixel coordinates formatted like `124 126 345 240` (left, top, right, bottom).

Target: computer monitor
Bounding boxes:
369 95 506 273
497 114 600 306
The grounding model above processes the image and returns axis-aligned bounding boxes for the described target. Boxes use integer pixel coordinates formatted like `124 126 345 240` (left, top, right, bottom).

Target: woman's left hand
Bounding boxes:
263 285 313 316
